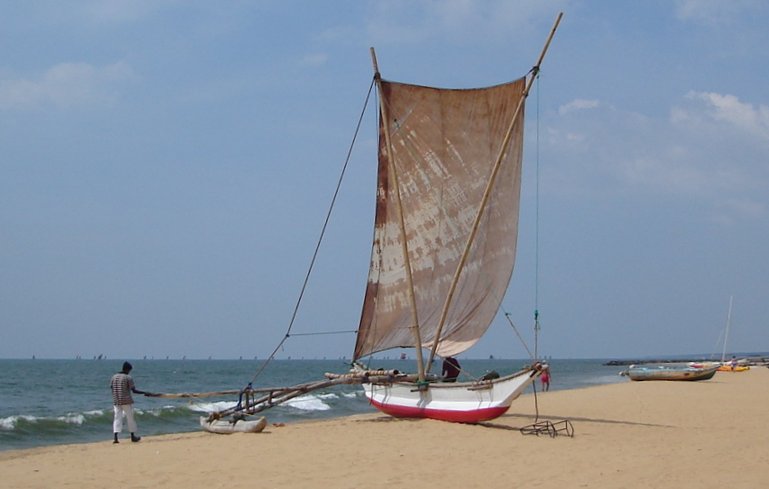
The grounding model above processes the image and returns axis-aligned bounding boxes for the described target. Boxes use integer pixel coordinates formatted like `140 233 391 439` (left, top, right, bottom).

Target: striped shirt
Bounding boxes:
110 372 135 406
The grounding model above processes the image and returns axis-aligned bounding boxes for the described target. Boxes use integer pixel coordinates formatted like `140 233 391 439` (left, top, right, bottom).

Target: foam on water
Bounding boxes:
1 412 97 430
284 394 331 411
57 414 86 425
188 400 238 413
0 415 28 430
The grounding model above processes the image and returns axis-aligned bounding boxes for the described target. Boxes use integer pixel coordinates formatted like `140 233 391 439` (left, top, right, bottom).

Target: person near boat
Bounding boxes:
442 356 461 382
540 366 551 391
110 362 146 443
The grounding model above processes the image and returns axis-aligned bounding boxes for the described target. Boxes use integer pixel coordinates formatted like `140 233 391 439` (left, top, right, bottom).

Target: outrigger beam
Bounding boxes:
151 368 435 422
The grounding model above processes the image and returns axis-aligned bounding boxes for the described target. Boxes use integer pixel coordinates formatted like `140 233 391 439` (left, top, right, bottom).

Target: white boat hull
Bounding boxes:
200 416 267 434
362 367 541 423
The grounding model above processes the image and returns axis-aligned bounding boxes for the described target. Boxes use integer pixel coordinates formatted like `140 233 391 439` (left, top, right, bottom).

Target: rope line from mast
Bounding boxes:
246 77 376 386
502 310 534 360
530 68 543 424
534 70 541 361
287 329 357 337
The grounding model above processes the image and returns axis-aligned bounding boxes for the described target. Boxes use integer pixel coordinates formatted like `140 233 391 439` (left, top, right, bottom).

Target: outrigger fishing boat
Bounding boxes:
623 364 718 382
155 13 564 427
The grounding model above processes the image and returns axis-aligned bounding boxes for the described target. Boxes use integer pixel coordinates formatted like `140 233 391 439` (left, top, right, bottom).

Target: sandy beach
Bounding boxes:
2 367 767 489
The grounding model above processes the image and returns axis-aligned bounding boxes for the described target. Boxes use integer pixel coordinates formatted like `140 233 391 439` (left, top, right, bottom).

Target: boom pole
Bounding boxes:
426 12 563 370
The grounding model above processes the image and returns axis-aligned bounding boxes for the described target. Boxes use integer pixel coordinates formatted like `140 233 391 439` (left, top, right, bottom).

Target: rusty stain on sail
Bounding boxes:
354 77 526 360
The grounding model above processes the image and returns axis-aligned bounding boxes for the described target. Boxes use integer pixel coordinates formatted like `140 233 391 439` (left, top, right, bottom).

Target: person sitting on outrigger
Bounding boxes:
441 356 461 382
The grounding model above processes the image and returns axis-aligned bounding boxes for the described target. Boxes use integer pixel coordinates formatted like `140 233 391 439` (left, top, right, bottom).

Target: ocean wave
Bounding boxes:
0 415 35 430
187 401 238 414
0 405 197 433
284 394 331 411
57 414 86 425
0 412 101 431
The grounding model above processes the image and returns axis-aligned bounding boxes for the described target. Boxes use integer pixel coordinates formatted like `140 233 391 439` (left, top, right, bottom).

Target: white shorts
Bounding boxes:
113 404 138 434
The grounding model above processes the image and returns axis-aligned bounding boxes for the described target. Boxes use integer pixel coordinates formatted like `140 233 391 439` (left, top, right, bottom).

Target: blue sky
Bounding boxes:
2 1 767 360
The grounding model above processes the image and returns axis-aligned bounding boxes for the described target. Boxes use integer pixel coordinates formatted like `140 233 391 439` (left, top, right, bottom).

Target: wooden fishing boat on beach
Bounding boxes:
624 365 718 382
155 13 564 428
340 13 563 423
338 19 563 423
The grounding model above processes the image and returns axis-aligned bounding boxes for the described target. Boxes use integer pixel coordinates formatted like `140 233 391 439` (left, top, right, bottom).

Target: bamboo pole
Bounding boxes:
149 385 313 399
149 390 241 399
426 12 563 370
721 295 733 363
370 47 426 382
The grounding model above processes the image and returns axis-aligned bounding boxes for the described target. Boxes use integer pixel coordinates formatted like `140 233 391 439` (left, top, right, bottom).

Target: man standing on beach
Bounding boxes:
110 362 145 444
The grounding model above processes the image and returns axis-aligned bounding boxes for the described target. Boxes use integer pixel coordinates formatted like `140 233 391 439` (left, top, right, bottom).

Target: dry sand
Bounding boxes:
2 367 768 488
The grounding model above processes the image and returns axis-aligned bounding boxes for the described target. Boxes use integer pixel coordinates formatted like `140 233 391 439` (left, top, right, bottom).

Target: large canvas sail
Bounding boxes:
354 77 526 360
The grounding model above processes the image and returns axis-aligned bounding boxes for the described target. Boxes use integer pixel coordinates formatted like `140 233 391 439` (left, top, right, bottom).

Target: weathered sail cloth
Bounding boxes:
354 77 526 359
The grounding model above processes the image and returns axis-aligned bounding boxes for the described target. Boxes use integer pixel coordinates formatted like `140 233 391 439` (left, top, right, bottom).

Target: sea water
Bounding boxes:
0 358 625 451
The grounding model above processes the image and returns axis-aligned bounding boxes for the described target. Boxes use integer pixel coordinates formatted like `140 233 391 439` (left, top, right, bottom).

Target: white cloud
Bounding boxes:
0 61 137 110
615 150 744 196
674 0 765 26
684 91 769 141
300 53 329 68
544 89 769 226
367 0 565 44
600 91 769 223
558 98 599 115
719 198 766 219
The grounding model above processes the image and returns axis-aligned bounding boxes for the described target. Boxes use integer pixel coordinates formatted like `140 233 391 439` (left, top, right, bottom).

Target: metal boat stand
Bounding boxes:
520 419 574 438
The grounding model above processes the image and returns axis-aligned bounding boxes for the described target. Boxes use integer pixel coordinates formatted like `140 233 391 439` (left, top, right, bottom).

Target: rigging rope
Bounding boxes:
247 77 376 386
287 329 357 337
531 70 542 423
503 71 542 362
503 311 534 360
534 70 542 361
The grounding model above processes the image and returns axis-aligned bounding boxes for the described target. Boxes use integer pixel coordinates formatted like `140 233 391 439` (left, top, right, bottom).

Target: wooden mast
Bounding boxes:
370 47 427 381
426 12 563 370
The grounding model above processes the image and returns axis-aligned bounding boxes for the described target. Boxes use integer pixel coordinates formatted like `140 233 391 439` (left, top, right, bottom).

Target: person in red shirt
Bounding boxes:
540 366 551 391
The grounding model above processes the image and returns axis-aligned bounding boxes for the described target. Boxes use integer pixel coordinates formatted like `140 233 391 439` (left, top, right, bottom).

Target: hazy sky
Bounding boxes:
2 1 767 361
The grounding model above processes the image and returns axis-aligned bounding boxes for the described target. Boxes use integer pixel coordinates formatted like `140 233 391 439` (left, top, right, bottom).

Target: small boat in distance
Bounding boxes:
716 297 750 372
623 364 718 382
717 361 750 372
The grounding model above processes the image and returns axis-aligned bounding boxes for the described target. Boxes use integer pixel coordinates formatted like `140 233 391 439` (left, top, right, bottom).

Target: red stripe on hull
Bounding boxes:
368 398 510 423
